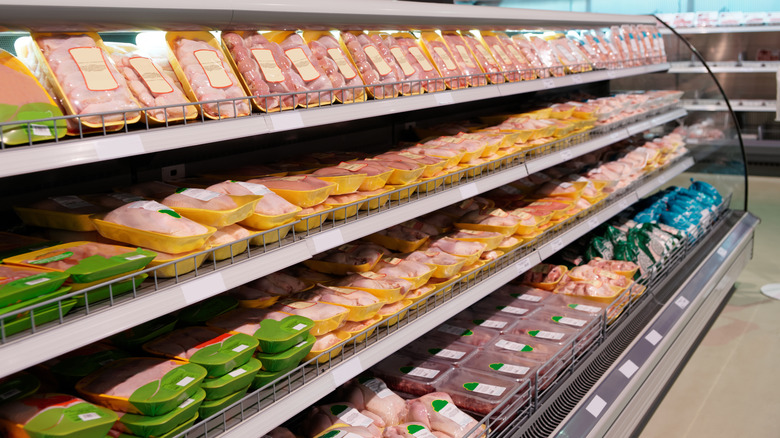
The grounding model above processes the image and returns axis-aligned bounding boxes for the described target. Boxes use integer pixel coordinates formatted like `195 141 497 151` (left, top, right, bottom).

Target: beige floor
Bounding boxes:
640 176 780 437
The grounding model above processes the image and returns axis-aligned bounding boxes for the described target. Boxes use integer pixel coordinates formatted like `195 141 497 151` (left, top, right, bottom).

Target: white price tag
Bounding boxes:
497 364 530 375
495 340 529 352
433 348 465 359
310 228 345 254
228 368 247 377
716 247 727 258
437 324 468 336
550 238 564 253
542 78 555 89
435 92 454 105
176 376 195 387
78 412 101 422
331 356 363 387
459 183 479 200
560 149 574 160
499 305 528 315
180 273 227 305
609 132 622 141
337 407 375 427
124 254 147 261
586 395 607 417
517 293 542 302
24 277 50 286
570 303 602 313
31 124 52 136
270 112 305 131
94 135 145 160
618 198 630 209
553 316 587 327
531 330 565 340
478 319 506 329
436 401 472 427
362 378 394 398
645 330 663 346
651 117 663 126
406 367 440 379
466 383 506 396
232 344 250 353
178 398 196 408
607 70 617 79
587 217 600 230
515 257 532 275
675 296 690 309
292 323 308 331
571 75 583 84
618 360 639 378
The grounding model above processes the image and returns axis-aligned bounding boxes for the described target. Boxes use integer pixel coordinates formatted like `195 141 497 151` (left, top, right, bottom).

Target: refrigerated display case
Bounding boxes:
0 2 757 438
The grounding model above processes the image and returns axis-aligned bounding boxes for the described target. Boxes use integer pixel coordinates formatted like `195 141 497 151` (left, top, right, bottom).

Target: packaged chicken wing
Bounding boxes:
104 42 198 124
0 393 117 438
339 30 401 99
27 32 141 132
301 30 366 104
0 49 67 146
165 31 250 119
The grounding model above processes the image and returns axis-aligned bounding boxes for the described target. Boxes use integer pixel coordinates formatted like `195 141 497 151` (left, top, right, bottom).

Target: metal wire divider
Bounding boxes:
0 56 665 149
171 153 692 438
0 103 684 345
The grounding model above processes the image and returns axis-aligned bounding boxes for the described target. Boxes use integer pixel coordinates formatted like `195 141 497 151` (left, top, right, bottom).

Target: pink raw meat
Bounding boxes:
206 180 298 215
309 34 365 103
78 358 181 398
405 393 483 438
345 377 407 427
103 201 208 237
390 34 445 93
161 189 237 211
340 31 400 99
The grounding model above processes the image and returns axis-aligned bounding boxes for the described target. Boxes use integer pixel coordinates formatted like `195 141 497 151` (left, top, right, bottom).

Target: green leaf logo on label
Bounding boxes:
462 329 473 336
462 382 480 392
528 330 541 337
489 363 504 371
28 251 73 265
407 425 426 434
551 316 564 323
400 366 413 374
330 404 348 416
319 431 340 438
431 399 448 412
158 209 181 218
473 319 485 325
567 304 578 309
428 348 442 355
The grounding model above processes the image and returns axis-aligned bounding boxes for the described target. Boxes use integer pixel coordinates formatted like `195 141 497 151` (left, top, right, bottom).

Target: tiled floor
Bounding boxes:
640 176 780 437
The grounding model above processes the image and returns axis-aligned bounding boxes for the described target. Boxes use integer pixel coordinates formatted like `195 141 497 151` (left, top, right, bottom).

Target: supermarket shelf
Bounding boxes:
682 99 778 112
660 25 780 34
554 210 758 437
668 61 780 73
0 108 687 378
0 63 669 179
0 0 657 31
190 156 694 438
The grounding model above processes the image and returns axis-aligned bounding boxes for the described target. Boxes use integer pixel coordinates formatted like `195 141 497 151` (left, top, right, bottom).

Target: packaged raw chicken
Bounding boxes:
433 368 523 415
554 276 623 302
111 388 204 437
264 31 335 107
461 349 541 382
205 223 252 261
273 299 349 336
386 32 445 93
302 31 367 104
343 377 407 427
524 35 565 77
248 175 336 208
335 272 412 304
404 392 484 438
305 243 388 275
460 31 505 84
367 224 430 253
206 307 313 353
372 353 452 396
440 31 487 87
300 285 384 322
373 257 435 289
14 195 107 232
304 401 384 437
28 32 141 130
104 42 197 123
548 36 592 73
418 31 467 90
568 265 631 288
405 249 467 279
520 263 568 290
0 49 67 145
142 326 258 377
0 393 117 438
428 237 487 265
455 208 521 236
383 423 443 438
496 32 538 80
166 31 250 119
339 30 401 99
604 26 635 67
473 32 520 82
205 180 302 230
75 357 206 416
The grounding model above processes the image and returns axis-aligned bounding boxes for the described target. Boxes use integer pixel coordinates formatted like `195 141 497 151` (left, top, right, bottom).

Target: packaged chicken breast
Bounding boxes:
0 393 117 438
382 32 444 93
165 31 251 119
0 49 67 146
24 32 141 133
339 30 401 99
458 31 504 84
301 31 367 104
439 31 487 87
103 42 198 124
248 176 337 208
300 285 385 322
416 31 467 90
75 358 207 416
305 331 352 363
273 299 349 336
434 367 524 415
205 223 253 261
145 248 208 278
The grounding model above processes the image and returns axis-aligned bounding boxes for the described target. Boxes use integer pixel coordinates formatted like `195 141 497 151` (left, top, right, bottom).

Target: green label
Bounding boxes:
400 366 413 374
158 209 181 218
320 431 340 438
431 399 448 412
489 363 503 371
462 382 480 391
27 251 73 265
407 425 426 434
428 348 442 355
330 404 348 416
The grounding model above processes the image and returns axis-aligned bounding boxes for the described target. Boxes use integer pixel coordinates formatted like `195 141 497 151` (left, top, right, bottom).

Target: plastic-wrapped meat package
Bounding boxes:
549 37 591 73
622 25 647 65
385 33 445 93
372 353 452 396
634 26 656 62
106 43 196 123
304 401 385 437
496 33 536 80
483 333 566 390
430 323 498 347
554 276 620 300
168 34 249 118
461 349 541 382
461 32 504 84
525 36 565 77
417 32 466 90
404 392 485 438
440 32 487 87
583 30 620 69
33 33 141 128
510 35 549 78
566 31 607 69
103 201 209 237
343 377 407 427
365 33 421 95
220 31 296 111
479 33 522 82
277 32 335 107
433 368 523 415
530 307 600 351
340 31 400 99
402 337 477 365
605 26 635 67
305 33 366 103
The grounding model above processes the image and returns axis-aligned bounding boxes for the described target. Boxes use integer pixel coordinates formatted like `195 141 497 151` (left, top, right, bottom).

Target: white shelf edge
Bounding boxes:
217 156 695 438
660 25 780 34
668 63 780 74
0 109 685 378
0 63 669 179
682 99 778 113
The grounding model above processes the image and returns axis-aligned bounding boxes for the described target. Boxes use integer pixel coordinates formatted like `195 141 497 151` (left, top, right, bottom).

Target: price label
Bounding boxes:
78 412 101 422
270 112 305 131
331 356 363 386
609 132 622 142
31 124 52 137
542 78 555 89
435 92 454 105
458 183 478 199
176 376 195 387
651 117 663 126
560 149 574 160
607 70 617 79
717 247 727 258
515 257 532 274
180 273 227 305
228 368 247 377
587 217 600 230
309 228 345 254
675 296 690 309
571 74 583 84
550 238 564 252
618 198 630 210
499 305 528 315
